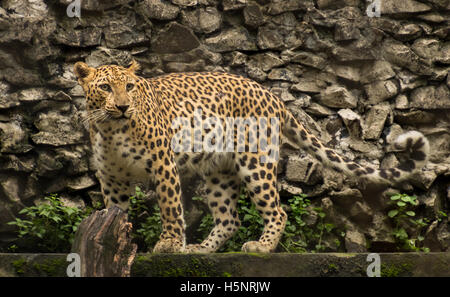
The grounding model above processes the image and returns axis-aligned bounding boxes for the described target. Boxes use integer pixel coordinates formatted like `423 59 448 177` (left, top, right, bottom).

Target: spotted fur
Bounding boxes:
74 61 429 253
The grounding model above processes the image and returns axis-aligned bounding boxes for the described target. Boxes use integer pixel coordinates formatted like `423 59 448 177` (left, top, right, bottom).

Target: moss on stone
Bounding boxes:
132 254 220 277
333 253 357 258
1 252 447 277
12 258 27 275
381 262 414 277
12 256 67 277
32 258 67 276
245 252 272 259
327 263 338 272
319 262 341 276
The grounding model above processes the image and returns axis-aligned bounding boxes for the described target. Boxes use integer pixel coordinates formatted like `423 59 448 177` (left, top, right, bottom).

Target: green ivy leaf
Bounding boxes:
51 216 62 223
393 228 408 240
18 208 29 214
324 223 335 233
406 211 415 217
243 214 253 222
390 195 401 201
388 210 398 218
401 196 411 202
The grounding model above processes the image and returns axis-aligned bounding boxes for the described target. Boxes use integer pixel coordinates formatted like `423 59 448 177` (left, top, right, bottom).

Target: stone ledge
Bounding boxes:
0 253 448 277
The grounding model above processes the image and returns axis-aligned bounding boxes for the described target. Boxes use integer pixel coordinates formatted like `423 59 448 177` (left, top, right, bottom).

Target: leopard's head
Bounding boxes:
74 61 141 122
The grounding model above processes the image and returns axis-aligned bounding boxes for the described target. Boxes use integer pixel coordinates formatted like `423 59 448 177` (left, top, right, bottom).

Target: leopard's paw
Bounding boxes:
153 238 184 253
185 244 214 253
241 241 272 253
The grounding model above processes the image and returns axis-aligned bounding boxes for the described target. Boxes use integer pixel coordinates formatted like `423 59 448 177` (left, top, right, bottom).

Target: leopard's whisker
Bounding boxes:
83 109 109 127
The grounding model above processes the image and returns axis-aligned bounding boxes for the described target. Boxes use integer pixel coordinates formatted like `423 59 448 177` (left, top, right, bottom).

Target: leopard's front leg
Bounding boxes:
151 157 186 253
99 175 135 212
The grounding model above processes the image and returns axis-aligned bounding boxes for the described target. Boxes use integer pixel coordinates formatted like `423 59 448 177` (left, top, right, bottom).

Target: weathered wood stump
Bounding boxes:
71 206 137 277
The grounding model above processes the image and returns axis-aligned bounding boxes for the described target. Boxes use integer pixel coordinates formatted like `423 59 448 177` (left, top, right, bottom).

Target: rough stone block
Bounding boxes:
338 108 363 138
364 104 391 140
205 26 257 53
410 85 450 109
137 0 180 20
152 22 200 54
381 0 431 14
285 155 321 185
345 230 367 253
317 86 358 109
181 7 222 34
364 79 398 104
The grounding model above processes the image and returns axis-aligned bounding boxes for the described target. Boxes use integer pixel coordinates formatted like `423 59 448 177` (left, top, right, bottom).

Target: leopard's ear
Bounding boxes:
74 62 95 85
127 60 140 74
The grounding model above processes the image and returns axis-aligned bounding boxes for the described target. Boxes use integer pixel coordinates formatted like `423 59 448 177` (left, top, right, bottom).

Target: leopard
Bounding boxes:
73 60 429 253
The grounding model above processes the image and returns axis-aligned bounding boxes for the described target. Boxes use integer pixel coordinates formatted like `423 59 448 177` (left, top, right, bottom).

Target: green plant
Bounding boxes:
197 211 214 240
314 208 336 252
128 186 149 222
134 204 162 249
280 194 310 252
280 194 335 253
128 186 162 251
437 211 448 222
388 193 429 252
196 192 336 253
7 244 18 252
7 194 91 252
129 187 338 253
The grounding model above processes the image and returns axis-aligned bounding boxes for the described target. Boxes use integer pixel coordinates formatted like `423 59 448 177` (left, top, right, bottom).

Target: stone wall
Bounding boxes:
0 0 449 252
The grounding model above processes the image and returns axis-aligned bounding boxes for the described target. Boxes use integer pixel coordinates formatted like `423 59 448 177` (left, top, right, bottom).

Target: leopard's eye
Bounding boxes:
99 84 112 92
126 83 135 92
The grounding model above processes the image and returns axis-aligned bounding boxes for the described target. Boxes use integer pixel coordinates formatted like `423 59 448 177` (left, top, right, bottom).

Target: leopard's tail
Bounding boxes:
282 112 429 185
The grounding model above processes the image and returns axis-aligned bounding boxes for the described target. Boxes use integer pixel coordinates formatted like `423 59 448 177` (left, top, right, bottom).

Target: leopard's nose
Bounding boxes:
116 105 129 113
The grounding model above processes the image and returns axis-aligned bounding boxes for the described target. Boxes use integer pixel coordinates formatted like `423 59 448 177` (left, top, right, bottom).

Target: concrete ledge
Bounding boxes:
0 253 449 277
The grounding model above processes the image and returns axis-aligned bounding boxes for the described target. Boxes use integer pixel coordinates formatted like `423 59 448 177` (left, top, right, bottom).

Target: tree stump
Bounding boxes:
71 206 137 277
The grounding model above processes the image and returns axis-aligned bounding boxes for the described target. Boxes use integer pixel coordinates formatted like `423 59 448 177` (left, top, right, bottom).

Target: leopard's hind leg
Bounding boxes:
185 173 241 253
238 153 287 253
